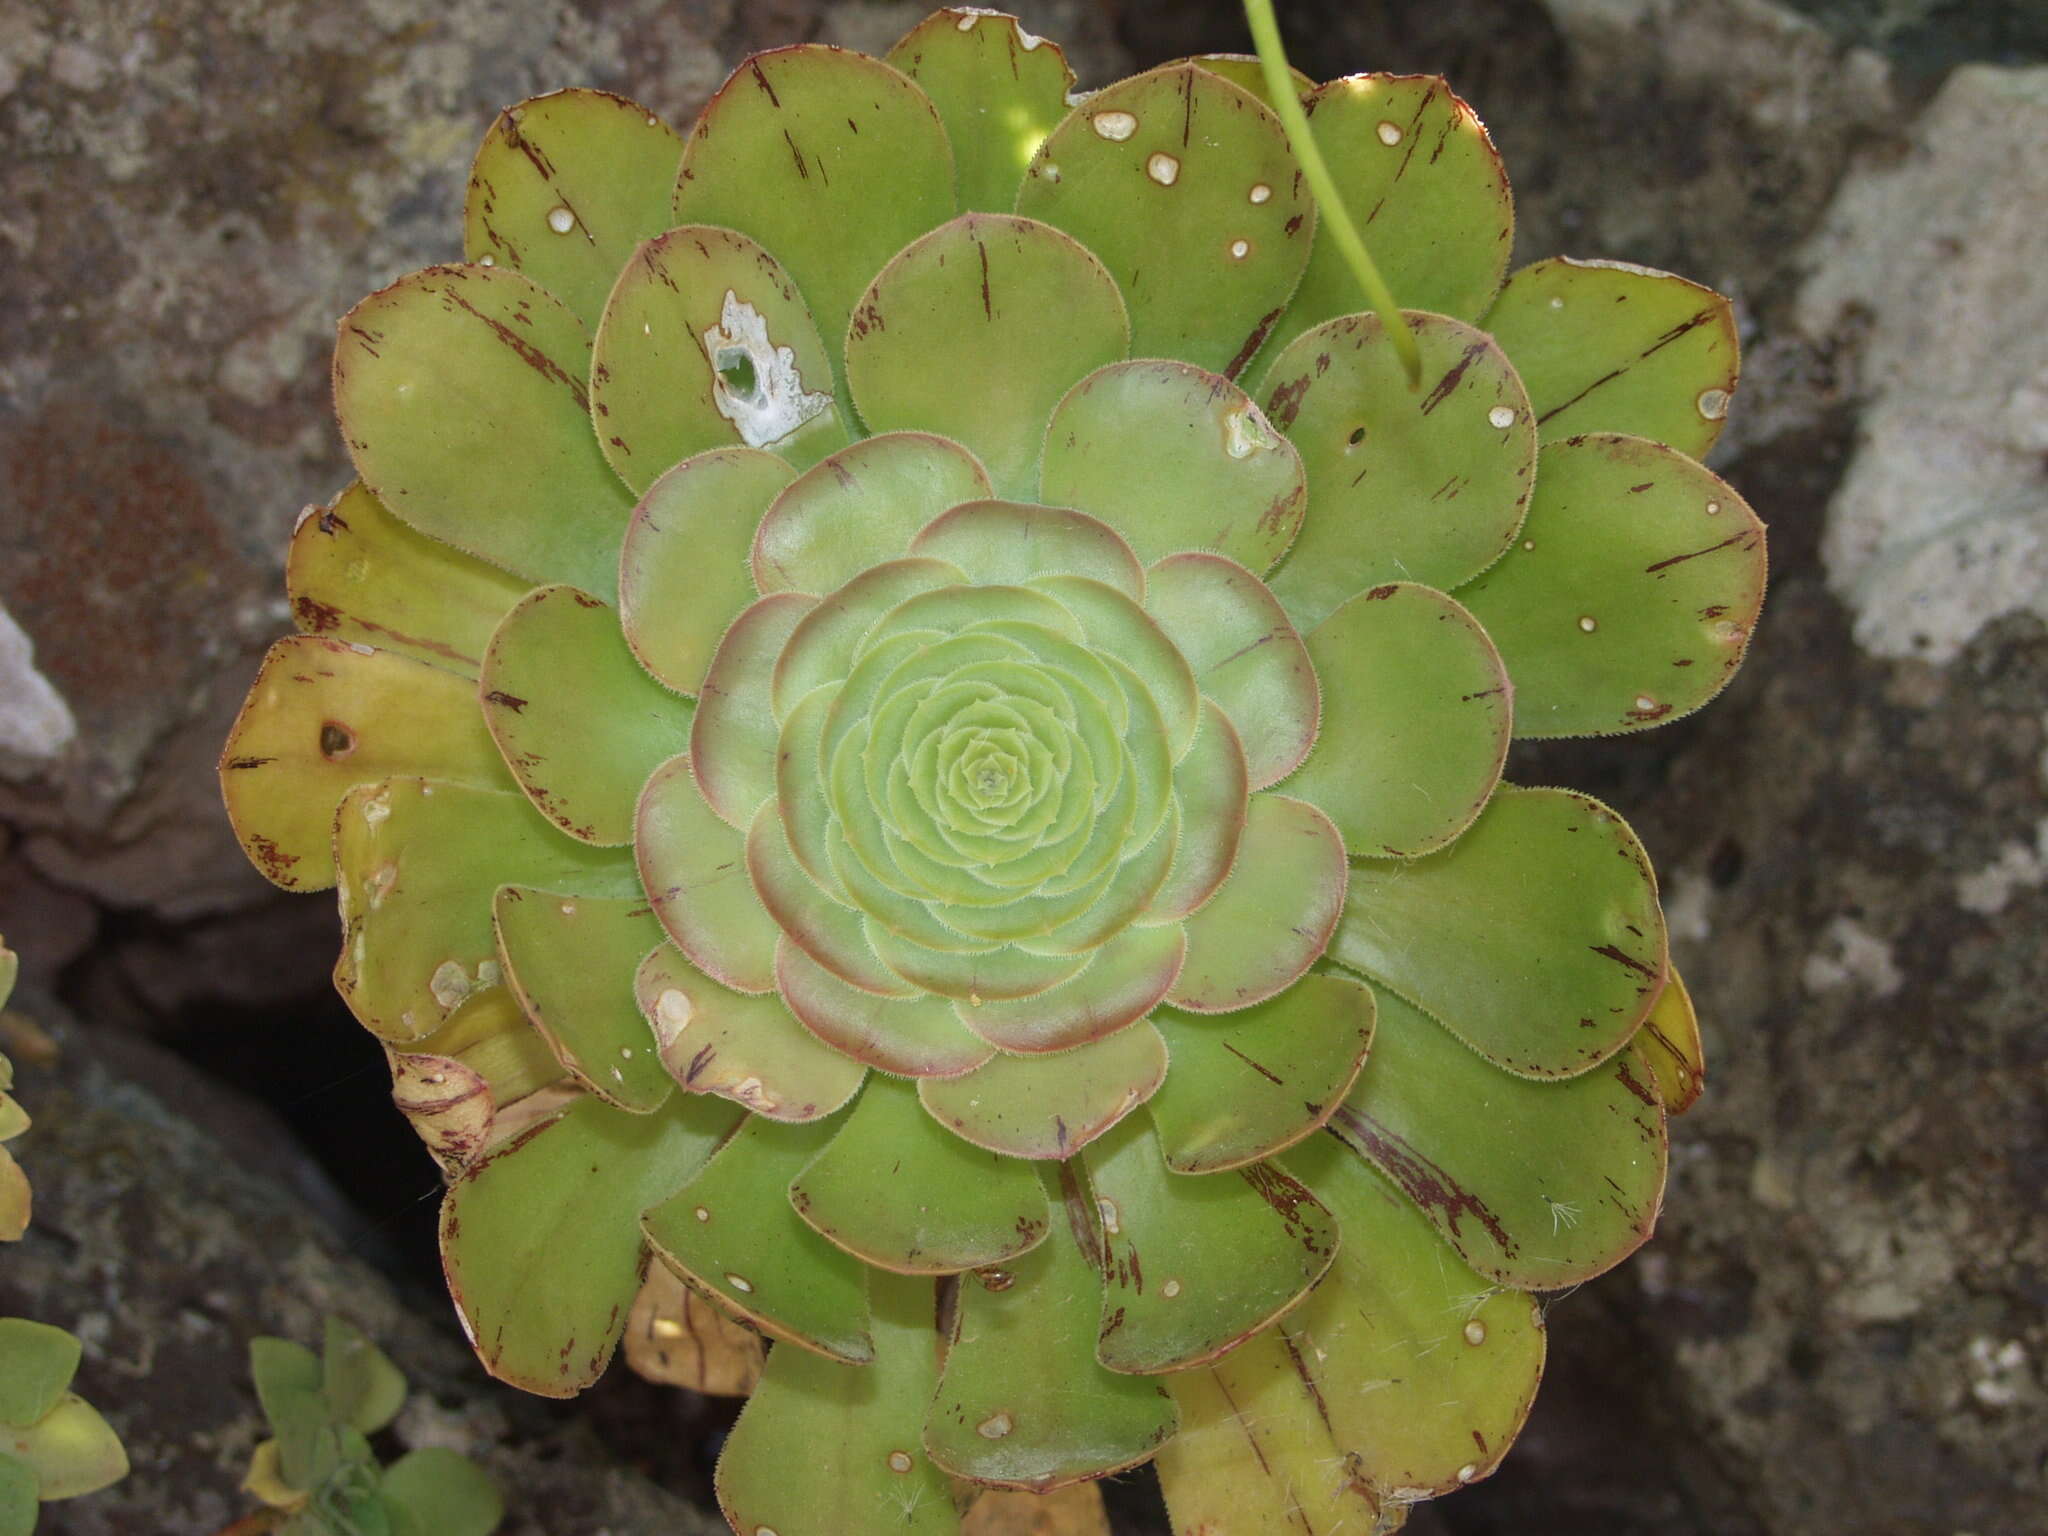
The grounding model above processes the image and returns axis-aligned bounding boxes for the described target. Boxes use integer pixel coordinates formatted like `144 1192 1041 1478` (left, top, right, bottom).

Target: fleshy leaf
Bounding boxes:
592 226 846 491
333 264 633 594
1143 711 1247 925
0 1319 80 1428
221 636 515 892
0 1149 25 1243
635 753 781 995
320 1317 407 1437
1638 964 1705 1115
776 940 995 1079
643 1112 874 1362
1328 986 1667 1288
752 809 931 1000
494 888 670 1112
1454 433 1767 738
1085 1117 1336 1374
1017 65 1314 377
333 779 639 1043
636 942 866 1120
1144 554 1315 790
1480 257 1740 457
1038 361 1305 574
481 584 692 846
926 1169 1177 1490
887 9 1075 213
1289 582 1511 858
462 87 682 332
916 1021 1167 1158
287 481 530 676
1147 971 1376 1173
774 558 967 716
3 1396 127 1500
1256 74 1513 373
1169 794 1347 1013
954 923 1186 1053
1279 1133 1548 1495
791 1075 1050 1274
0 1456 34 1536
691 592 818 828
910 501 1144 601
382 1446 505 1536
1334 784 1666 1077
440 1089 741 1396
622 1265 763 1396
847 214 1129 499
716 1271 956 1536
673 46 956 401
1262 312 1536 627
753 432 992 596
620 449 797 696
1178 53 1313 109
387 985 569 1172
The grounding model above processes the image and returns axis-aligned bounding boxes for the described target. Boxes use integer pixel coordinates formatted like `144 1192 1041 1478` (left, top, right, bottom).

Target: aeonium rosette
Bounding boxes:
220 10 1764 1534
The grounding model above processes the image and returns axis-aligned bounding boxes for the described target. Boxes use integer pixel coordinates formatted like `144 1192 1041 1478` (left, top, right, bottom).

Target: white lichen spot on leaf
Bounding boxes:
700 291 834 449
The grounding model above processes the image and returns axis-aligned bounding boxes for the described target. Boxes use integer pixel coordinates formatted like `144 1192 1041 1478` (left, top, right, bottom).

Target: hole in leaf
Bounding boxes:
319 721 356 760
714 348 760 401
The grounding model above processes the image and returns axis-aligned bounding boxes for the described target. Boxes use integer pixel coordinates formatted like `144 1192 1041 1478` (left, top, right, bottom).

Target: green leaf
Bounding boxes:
1454 433 1767 738
1638 964 1706 1115
716 1272 957 1536
691 594 818 829
1279 1133 1548 1494
925 1168 1176 1490
847 214 1129 498
909 500 1144 601
3 1396 126 1500
1018 65 1314 377
673 46 956 403
772 558 967 716
1083 1117 1336 1374
441 1090 741 1396
221 636 516 893
916 1021 1167 1159
0 1148 24 1244
1334 784 1666 1077
286 481 531 677
750 808 933 1000
774 940 995 1079
318 1319 407 1438
887 9 1075 213
0 1322 80 1429
332 778 639 1043
1144 554 1315 791
791 1075 1049 1273
636 942 866 1121
382 1447 504 1536
1289 582 1510 858
481 585 692 846
1170 793 1347 1013
1328 986 1667 1288
1254 74 1513 380
1176 53 1313 110
1480 257 1739 457
953 924 1186 1054
619 449 798 698
635 754 782 995
333 265 633 595
1038 361 1305 574
0 1455 35 1536
1147 971 1376 1173
752 432 992 597
462 87 683 333
592 227 847 492
643 1111 873 1362
1261 312 1536 629
494 889 671 1112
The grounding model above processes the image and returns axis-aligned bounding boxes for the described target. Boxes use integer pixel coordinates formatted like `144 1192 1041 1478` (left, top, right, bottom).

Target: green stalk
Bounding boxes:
1242 0 1423 388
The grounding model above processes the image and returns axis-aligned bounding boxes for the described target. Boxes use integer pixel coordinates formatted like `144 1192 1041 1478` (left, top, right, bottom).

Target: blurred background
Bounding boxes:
1 0 2043 1531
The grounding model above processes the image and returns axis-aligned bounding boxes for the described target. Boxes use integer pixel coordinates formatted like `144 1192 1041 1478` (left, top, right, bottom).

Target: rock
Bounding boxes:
0 996 724 1535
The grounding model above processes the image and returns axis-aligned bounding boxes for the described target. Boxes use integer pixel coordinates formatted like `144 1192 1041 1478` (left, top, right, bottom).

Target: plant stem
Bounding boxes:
1242 0 1424 388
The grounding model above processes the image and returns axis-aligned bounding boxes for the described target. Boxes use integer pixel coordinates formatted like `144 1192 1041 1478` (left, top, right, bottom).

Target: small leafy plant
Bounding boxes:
220 6 1755 1531
241 1317 502 1536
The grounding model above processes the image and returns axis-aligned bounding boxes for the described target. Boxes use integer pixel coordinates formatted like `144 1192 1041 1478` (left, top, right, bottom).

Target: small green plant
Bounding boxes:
241 1318 501 1536
1 938 29 1243
0 1319 128 1533
220 6 1755 1531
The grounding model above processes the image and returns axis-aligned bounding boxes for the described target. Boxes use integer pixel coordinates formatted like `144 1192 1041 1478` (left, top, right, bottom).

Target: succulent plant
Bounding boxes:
0 1318 128 1533
219 7 1758 1532
242 1317 503 1536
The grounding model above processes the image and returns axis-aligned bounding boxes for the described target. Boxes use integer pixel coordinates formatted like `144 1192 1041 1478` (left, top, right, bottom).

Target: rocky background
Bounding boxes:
2 0 2044 1531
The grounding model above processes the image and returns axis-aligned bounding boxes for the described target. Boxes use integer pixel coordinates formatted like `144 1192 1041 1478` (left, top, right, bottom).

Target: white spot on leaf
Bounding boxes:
1091 111 1137 142
1488 405 1516 429
1146 152 1180 186
700 291 833 449
546 206 575 234
1376 120 1403 146
976 1412 1013 1439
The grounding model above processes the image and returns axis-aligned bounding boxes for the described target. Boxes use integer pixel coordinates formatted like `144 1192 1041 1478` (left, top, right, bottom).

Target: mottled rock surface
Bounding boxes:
2 0 2043 1533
